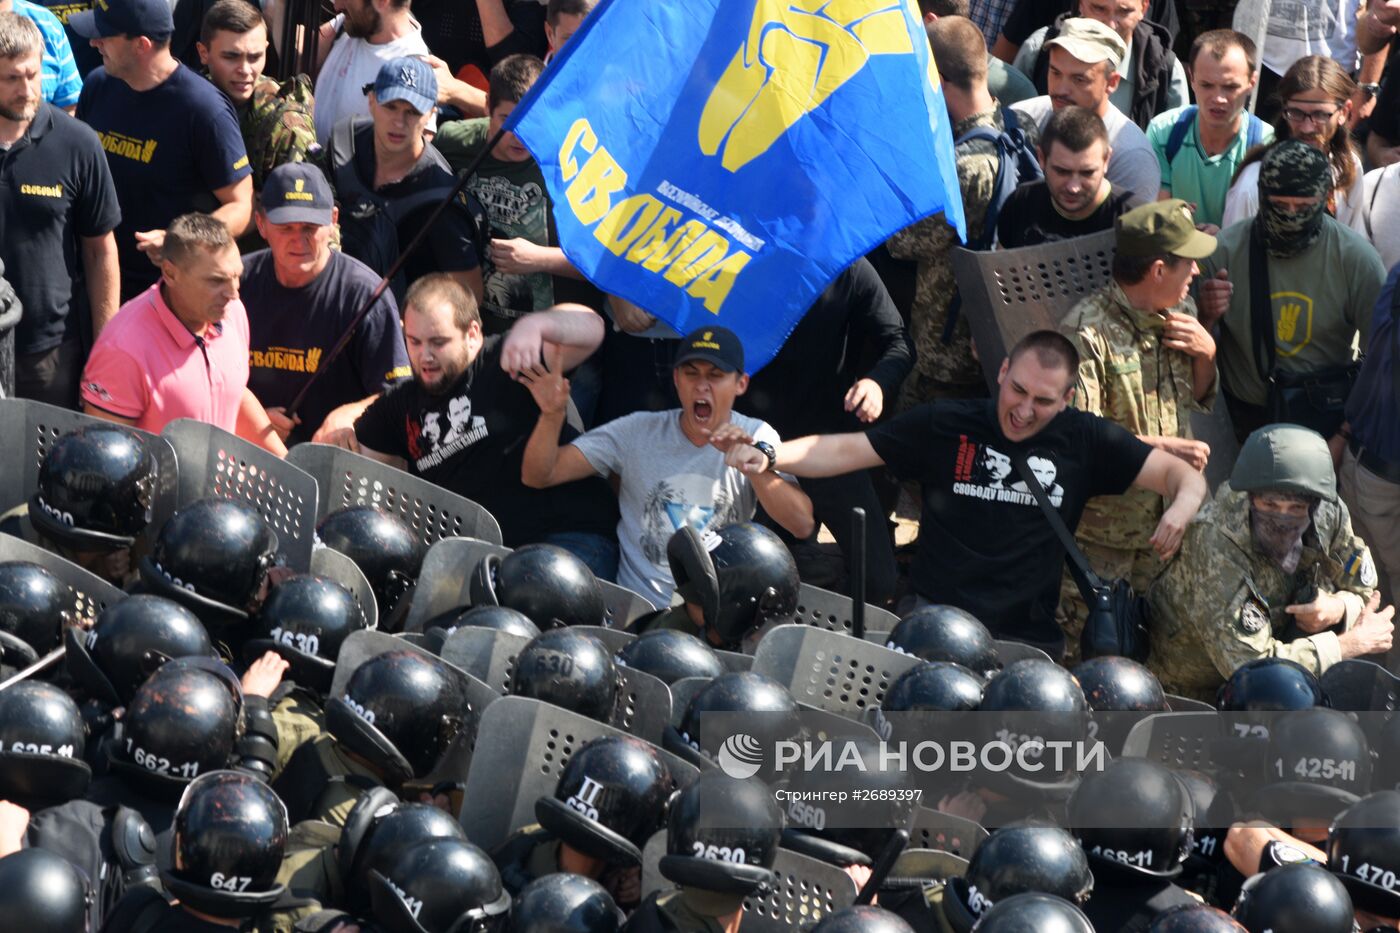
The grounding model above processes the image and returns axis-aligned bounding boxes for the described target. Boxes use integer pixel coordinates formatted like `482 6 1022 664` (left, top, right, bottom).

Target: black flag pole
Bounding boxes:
850 507 867 641
283 125 509 419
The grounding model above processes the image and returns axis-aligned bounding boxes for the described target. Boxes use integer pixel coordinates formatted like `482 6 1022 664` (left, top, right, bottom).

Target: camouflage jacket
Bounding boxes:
886 107 1002 403
239 73 318 192
1063 282 1215 549
1146 483 1375 701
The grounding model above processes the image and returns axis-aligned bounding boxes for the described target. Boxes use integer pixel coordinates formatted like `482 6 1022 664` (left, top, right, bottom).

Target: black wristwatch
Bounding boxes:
1360 82 1382 99
753 441 777 473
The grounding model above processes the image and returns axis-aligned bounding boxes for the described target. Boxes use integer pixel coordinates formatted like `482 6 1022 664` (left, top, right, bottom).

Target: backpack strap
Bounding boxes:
327 118 372 207
1164 106 1198 163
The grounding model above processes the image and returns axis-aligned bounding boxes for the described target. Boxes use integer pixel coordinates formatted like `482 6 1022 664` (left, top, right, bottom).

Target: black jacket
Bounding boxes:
1032 14 1178 130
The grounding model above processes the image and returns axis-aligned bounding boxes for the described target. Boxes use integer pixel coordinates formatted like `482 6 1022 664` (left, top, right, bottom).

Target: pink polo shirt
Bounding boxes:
80 282 250 435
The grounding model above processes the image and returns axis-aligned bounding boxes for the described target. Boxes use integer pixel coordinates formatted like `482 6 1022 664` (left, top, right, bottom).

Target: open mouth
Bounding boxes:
692 399 713 424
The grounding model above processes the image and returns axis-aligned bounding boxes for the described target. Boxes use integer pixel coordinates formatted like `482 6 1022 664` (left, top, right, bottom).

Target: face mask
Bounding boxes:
1257 140 1331 257
1250 505 1311 573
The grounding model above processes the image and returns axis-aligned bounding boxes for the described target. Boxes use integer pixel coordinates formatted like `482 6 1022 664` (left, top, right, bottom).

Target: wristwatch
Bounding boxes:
753 441 777 473
1360 82 1383 99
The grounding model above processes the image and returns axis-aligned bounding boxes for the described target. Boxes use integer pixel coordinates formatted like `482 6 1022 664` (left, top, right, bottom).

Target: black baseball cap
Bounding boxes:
261 162 334 226
69 0 174 41
674 326 745 373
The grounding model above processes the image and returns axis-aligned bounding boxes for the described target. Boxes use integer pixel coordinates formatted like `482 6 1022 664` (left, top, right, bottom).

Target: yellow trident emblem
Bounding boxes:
698 0 917 173
295 179 305 192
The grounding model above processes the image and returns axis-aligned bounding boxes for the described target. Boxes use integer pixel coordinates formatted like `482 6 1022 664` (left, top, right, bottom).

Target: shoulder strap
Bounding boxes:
1244 113 1265 150
327 119 371 205
1247 219 1276 384
1164 106 1198 163
1009 450 1104 600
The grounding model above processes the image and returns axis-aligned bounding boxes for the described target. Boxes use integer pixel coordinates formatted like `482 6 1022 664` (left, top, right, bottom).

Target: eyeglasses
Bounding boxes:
1281 105 1341 125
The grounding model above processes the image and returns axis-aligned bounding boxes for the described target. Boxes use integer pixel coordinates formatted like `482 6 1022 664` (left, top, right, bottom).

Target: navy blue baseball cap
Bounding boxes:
368 56 437 115
261 162 334 226
69 0 175 40
674 326 745 373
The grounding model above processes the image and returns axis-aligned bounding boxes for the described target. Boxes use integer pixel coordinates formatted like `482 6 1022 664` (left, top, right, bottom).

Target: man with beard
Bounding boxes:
0 12 119 407
334 273 621 577
1148 424 1394 702
312 0 433 142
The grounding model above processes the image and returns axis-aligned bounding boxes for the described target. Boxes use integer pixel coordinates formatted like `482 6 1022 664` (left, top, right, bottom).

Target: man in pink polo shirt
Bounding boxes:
80 212 286 455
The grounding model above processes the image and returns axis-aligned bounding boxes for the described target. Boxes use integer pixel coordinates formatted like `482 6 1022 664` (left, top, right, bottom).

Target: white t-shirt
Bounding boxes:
1221 152 1368 230
1355 164 1400 271
313 15 436 142
1011 95 1161 202
569 410 784 608
1233 0 1360 77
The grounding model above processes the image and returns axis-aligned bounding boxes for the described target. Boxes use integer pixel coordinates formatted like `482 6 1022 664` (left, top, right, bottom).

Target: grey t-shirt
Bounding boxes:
570 410 783 607
1012 95 1161 203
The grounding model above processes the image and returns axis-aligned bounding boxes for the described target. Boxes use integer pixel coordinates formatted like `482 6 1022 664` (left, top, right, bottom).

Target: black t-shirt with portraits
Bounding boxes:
353 335 617 547
866 399 1150 651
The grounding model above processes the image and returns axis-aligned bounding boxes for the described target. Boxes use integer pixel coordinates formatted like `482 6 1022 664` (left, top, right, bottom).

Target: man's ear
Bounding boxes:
734 373 750 396
1104 68 1123 94
331 205 340 227
196 41 210 67
996 357 1010 385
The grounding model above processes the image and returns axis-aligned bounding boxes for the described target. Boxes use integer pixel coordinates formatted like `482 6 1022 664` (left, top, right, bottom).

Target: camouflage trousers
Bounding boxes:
1056 541 1166 666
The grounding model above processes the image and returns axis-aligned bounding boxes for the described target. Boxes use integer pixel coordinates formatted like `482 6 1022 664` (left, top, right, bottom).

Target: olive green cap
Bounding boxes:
1115 199 1218 259
1231 424 1337 501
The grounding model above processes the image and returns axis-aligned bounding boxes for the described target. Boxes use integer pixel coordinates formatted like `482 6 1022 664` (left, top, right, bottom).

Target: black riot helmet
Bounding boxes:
781 737 918 867
970 893 1095 933
0 561 69 667
942 823 1093 932
535 735 673 867
63 594 212 707
1327 790 1400 918
809 906 916 933
424 605 540 641
0 848 89 933
976 660 1089 798
1068 758 1194 880
661 772 783 896
316 507 423 624
1148 906 1248 932
1072 656 1169 711
246 574 369 693
368 838 511 933
0 681 91 803
470 544 605 629
162 770 288 918
1252 707 1371 824
1231 862 1355 933
508 628 620 723
616 629 726 685
882 662 984 713
509 873 624 933
109 658 242 794
140 498 279 619
339 792 468 911
665 670 802 779
1174 770 1235 896
29 424 158 552
1217 657 1326 711
667 523 800 647
884 605 999 676
326 649 472 783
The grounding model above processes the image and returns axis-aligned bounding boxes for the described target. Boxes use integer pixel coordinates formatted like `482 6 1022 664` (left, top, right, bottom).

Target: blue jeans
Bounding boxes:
540 531 620 583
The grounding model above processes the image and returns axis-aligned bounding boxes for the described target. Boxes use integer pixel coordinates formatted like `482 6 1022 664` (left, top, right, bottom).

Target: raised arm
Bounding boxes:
518 343 603 488
500 303 605 375
776 432 886 478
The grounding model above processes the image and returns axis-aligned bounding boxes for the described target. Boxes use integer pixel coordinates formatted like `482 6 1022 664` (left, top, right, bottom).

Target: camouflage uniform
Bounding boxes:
239 73 318 192
1147 483 1375 702
886 107 1003 408
1056 282 1215 662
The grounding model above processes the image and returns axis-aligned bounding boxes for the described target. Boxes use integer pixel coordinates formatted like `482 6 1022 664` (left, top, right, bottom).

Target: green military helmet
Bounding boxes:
1230 425 1336 501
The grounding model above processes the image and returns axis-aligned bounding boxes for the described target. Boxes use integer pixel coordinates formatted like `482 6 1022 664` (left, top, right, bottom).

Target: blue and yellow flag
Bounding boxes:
506 0 967 370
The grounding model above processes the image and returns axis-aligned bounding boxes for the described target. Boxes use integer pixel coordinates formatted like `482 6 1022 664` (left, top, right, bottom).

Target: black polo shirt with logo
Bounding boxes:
0 102 121 356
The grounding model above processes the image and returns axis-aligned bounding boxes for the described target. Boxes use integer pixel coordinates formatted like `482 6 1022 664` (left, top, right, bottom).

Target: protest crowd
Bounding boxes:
5 0 1400 927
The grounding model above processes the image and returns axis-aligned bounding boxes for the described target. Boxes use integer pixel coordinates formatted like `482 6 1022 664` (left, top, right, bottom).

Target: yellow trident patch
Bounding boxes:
698 0 918 172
